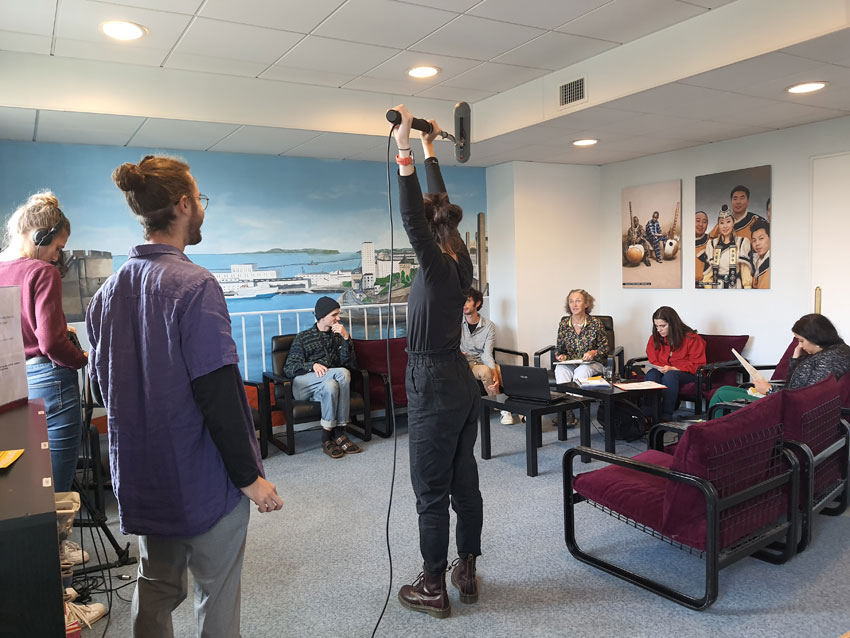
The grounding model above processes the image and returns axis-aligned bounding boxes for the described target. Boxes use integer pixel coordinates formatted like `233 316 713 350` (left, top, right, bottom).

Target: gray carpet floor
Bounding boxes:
74 413 850 638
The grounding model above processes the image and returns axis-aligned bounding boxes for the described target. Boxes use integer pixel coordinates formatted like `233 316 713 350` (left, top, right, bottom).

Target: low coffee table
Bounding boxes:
556 381 664 455
479 393 589 477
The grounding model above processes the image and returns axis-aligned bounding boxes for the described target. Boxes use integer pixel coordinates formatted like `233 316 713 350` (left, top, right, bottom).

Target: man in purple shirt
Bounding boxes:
86 155 282 638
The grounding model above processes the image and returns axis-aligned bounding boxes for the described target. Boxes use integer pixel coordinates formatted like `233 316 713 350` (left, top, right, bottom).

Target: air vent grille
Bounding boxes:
560 78 585 106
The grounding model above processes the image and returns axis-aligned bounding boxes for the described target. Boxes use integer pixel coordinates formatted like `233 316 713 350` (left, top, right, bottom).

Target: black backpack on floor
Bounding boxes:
596 398 651 442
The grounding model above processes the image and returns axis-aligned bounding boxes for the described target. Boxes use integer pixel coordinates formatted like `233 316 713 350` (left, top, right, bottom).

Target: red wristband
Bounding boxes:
396 154 413 166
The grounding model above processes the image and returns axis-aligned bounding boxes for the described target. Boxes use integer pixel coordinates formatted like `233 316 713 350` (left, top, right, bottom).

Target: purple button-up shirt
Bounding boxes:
86 244 262 537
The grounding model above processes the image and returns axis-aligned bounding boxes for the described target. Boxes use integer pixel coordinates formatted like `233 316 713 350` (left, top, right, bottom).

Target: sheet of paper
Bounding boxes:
0 287 28 409
579 376 610 387
614 381 667 390
554 359 584 365
731 348 767 382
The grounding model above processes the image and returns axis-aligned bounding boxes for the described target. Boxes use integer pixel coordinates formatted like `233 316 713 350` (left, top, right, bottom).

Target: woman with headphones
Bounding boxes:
0 192 87 494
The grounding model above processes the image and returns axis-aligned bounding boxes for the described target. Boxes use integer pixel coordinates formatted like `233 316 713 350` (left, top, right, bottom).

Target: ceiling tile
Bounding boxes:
283 131 386 159
258 66 358 87
54 37 170 66
0 0 56 36
493 31 617 70
410 15 544 61
441 62 548 93
556 0 704 44
604 83 727 116
129 118 240 150
274 35 398 76
490 125 584 148
540 106 634 129
342 76 433 96
200 0 346 33
395 0 480 11
738 62 850 103
55 0 192 48
91 0 201 13
164 53 269 77
314 0 457 49
680 52 824 92
173 18 303 63
469 0 613 30
0 106 36 141
681 0 737 8
414 84 497 103
0 30 52 55
779 27 850 65
209 126 323 154
364 51 481 85
711 101 847 128
36 110 145 145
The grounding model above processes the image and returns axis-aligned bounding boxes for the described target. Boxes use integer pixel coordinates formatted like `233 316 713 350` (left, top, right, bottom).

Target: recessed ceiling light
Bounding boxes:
572 139 598 147
100 20 148 41
408 66 439 79
787 81 828 94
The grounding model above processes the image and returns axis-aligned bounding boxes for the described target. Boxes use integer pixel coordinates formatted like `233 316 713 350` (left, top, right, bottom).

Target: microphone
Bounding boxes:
454 101 470 163
386 110 433 134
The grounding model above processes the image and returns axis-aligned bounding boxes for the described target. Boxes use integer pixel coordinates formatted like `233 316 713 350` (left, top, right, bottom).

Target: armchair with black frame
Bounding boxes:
259 334 371 456
534 315 624 387
564 391 799 610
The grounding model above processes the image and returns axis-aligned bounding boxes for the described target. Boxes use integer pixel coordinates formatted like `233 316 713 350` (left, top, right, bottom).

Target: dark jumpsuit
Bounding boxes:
399 157 483 576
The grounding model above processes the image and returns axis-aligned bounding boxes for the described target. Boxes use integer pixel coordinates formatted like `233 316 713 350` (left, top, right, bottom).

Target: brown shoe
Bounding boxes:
333 434 362 454
321 440 344 459
398 571 450 618
450 554 478 604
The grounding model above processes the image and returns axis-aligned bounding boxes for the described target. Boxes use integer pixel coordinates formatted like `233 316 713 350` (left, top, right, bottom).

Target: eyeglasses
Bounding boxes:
175 193 209 210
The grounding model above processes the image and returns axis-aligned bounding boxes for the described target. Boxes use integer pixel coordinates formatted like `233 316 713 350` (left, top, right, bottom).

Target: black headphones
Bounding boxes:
32 224 60 247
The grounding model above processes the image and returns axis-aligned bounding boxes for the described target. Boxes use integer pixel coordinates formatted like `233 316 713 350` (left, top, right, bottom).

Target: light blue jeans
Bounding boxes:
26 361 82 491
292 368 351 428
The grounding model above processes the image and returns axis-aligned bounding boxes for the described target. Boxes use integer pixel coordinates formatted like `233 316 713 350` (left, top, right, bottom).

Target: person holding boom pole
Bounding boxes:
390 105 484 619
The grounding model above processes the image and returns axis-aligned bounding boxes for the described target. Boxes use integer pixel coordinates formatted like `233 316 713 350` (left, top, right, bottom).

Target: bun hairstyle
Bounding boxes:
423 191 464 254
3 190 70 255
112 154 192 239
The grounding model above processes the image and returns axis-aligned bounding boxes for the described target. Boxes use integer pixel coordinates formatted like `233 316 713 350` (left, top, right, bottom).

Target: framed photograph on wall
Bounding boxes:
621 179 682 289
695 164 771 290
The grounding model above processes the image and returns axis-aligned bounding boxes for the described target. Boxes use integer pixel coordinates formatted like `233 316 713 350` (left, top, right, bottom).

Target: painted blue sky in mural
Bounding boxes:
0 141 486 255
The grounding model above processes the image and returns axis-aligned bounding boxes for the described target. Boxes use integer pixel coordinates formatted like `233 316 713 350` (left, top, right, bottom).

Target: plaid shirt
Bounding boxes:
646 219 664 242
283 324 358 378
555 314 609 364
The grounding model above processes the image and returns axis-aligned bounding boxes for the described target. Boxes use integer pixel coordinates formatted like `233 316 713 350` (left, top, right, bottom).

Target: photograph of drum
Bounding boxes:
621 179 682 289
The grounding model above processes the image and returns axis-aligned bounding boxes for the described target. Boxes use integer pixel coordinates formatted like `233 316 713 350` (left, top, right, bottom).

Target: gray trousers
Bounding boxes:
132 497 250 638
292 367 351 428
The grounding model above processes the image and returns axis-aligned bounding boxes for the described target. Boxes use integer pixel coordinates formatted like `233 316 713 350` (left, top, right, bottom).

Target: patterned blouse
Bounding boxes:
555 314 609 364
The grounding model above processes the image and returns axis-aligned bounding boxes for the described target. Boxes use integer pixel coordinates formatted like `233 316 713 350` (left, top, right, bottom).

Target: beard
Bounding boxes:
186 205 203 246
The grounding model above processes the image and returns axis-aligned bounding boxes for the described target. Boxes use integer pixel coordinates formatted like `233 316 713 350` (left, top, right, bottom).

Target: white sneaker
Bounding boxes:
65 600 107 629
499 411 515 425
62 540 89 565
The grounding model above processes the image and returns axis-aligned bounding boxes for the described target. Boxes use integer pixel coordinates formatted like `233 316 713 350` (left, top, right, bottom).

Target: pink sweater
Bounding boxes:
0 257 87 369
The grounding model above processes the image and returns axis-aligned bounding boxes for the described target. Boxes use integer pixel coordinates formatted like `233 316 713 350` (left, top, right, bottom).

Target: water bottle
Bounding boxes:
605 360 614 384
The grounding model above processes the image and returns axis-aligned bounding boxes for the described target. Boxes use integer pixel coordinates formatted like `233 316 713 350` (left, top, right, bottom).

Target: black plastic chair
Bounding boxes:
259 334 371 455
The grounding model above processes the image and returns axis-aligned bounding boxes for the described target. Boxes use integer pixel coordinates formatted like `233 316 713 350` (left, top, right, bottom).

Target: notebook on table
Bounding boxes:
500 365 570 404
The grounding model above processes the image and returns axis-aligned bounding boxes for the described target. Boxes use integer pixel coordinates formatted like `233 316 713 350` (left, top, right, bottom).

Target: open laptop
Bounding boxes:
500 364 568 403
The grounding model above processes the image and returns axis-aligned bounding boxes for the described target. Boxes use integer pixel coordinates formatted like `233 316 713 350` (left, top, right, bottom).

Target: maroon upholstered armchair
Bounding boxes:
352 337 408 438
564 391 799 610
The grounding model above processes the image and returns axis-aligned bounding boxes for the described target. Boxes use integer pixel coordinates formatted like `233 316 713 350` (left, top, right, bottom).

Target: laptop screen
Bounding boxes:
500 365 552 402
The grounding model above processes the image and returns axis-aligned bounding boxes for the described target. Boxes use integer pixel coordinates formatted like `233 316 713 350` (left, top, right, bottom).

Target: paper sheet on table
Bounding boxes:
731 348 767 382
0 287 28 409
579 376 610 388
614 381 667 390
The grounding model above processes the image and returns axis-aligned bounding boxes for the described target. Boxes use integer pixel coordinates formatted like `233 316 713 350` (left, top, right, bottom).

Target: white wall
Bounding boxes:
487 161 602 358
487 114 850 367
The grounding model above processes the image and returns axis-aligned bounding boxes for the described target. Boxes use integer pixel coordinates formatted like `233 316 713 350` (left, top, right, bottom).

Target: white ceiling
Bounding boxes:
0 0 848 166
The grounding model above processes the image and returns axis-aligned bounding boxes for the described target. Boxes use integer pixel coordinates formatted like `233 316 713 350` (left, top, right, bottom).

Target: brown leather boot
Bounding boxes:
450 554 478 603
398 571 450 618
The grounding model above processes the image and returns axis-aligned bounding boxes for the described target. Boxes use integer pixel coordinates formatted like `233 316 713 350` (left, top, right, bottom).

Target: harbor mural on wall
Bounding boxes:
0 141 488 374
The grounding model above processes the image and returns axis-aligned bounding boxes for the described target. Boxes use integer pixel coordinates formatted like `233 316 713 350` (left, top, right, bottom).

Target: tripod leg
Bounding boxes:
72 477 136 577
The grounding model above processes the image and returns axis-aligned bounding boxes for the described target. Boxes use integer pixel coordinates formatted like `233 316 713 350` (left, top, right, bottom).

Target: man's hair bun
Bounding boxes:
112 163 146 192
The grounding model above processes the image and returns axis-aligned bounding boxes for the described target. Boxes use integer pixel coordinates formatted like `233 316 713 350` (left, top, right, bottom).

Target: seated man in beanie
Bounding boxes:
284 296 362 458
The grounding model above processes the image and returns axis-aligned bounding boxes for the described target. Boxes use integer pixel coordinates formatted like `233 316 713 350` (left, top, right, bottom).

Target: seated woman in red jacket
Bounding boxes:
644 306 706 421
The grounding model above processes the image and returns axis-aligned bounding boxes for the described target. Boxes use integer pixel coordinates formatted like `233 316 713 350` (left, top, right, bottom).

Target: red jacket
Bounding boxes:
645 332 706 375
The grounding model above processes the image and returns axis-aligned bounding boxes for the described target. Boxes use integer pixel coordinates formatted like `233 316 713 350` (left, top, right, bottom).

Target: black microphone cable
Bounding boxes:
371 127 401 638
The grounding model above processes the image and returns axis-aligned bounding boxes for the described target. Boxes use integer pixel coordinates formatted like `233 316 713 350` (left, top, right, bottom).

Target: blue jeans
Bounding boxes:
645 368 696 419
292 368 351 428
26 362 82 491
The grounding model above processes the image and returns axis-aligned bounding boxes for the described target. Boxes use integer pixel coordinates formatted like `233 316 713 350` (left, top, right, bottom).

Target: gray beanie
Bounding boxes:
314 296 340 320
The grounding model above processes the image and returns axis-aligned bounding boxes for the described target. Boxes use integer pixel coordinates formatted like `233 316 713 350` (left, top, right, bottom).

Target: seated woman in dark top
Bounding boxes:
709 313 850 409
